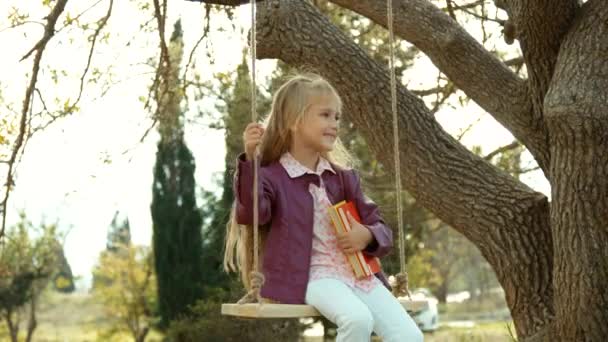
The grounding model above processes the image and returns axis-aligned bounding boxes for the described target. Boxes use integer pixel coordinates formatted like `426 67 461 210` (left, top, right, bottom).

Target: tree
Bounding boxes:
106 212 132 253
92 244 157 342
0 215 60 342
190 1 607 340
150 19 205 328
52 246 76 293
93 212 134 290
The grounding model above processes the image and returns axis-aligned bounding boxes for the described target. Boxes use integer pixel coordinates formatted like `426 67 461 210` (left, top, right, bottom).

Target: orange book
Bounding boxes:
328 201 382 278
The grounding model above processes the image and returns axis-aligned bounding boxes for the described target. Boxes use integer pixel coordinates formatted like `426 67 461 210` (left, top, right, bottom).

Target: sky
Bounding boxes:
1 0 550 290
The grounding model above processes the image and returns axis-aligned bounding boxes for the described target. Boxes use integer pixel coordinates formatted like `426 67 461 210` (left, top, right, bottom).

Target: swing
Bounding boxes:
221 0 426 319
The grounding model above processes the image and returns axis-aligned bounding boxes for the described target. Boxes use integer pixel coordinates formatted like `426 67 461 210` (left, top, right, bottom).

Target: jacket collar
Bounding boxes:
279 152 335 178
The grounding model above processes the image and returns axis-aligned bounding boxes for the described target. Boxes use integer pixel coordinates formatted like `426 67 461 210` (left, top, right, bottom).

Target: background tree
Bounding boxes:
150 19 205 328
92 212 133 290
106 212 132 253
190 0 608 340
92 244 157 342
0 215 60 342
51 245 76 294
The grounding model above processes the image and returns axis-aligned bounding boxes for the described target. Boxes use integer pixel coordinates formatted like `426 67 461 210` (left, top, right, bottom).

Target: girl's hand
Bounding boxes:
243 123 265 160
337 212 374 254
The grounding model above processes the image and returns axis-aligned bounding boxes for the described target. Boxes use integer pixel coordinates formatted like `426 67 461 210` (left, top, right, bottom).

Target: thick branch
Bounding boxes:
328 0 551 174
501 0 579 125
255 1 554 337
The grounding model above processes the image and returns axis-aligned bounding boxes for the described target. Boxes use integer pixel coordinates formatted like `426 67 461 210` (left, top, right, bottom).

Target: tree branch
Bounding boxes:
146 0 172 125
500 0 579 123
327 0 550 174
182 4 212 101
1 0 69 240
66 0 114 114
484 141 520 160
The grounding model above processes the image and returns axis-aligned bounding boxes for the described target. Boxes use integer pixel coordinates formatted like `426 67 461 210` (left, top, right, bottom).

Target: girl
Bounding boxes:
224 73 423 342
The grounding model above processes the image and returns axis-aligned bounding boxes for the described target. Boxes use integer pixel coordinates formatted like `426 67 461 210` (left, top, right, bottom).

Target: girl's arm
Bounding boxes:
349 169 393 258
233 153 275 225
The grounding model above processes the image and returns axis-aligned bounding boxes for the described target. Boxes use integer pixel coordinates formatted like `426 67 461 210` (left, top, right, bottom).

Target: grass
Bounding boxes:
301 322 515 342
0 291 164 342
423 321 516 342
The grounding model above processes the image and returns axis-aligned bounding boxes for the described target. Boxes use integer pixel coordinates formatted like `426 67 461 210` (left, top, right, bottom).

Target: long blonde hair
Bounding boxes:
223 73 353 289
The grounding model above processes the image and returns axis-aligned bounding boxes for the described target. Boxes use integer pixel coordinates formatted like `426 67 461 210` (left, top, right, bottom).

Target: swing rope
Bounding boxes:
237 0 265 305
387 0 411 299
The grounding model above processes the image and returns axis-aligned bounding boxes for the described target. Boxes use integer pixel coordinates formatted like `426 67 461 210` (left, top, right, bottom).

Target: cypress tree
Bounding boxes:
151 19 204 327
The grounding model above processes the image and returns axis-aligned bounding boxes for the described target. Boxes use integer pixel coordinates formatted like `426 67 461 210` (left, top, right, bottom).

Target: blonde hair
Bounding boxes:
223 73 354 290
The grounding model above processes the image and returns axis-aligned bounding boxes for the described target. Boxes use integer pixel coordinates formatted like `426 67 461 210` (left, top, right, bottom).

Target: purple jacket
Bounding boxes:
234 154 393 304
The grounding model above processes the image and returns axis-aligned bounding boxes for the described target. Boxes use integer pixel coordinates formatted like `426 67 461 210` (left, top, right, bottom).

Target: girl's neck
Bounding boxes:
289 144 321 171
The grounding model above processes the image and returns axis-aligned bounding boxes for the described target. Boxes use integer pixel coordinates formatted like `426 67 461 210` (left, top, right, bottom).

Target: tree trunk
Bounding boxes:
6 312 19 342
135 326 149 342
435 278 448 304
25 296 37 342
544 1 608 340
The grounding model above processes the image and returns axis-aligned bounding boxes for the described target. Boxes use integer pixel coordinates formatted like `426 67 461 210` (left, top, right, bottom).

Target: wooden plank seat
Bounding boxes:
221 298 429 319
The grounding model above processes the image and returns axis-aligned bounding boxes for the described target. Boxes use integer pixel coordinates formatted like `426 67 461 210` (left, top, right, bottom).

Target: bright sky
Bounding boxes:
1 0 549 290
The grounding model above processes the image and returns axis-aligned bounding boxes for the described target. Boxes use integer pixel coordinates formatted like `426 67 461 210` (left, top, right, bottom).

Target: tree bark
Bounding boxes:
500 0 578 164
544 0 608 340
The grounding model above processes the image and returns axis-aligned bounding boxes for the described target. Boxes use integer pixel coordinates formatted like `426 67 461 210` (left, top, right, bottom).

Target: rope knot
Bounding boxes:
237 271 266 304
249 271 265 291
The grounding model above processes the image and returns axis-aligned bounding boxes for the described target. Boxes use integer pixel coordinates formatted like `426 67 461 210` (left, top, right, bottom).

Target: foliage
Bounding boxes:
92 244 157 342
0 214 61 342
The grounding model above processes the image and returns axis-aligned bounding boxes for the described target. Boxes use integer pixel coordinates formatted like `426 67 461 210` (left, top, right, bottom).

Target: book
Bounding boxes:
327 200 382 279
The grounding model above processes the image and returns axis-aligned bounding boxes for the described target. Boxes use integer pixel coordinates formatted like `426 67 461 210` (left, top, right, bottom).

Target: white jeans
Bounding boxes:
305 278 424 342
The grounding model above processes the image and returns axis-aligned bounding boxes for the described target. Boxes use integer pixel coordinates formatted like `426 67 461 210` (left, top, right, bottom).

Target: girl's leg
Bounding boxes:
305 278 374 342
353 284 424 342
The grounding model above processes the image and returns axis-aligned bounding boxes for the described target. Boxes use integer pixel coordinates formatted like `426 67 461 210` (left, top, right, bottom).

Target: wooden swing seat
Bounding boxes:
221 298 428 319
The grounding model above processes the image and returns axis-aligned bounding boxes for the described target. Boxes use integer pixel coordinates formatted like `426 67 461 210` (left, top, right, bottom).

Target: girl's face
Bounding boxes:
293 93 341 153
